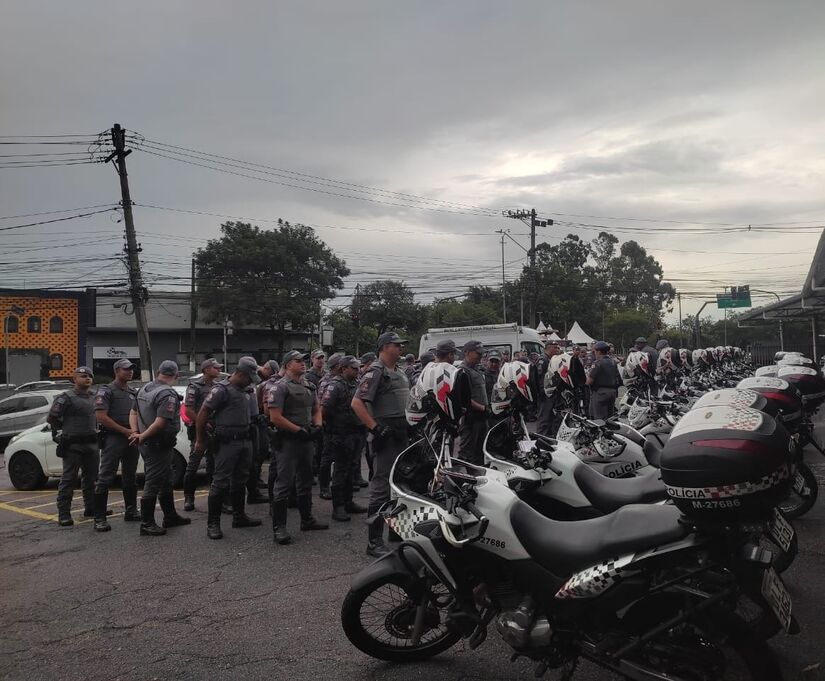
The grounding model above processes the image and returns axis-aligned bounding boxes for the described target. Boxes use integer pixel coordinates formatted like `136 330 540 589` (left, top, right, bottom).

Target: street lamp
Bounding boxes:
4 305 25 387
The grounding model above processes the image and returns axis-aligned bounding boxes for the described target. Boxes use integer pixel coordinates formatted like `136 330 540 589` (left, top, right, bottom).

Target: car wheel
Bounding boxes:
8 451 48 490
171 451 187 489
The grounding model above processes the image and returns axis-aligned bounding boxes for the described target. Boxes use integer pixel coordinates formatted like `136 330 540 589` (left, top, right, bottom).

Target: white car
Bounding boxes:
5 386 196 490
0 390 63 440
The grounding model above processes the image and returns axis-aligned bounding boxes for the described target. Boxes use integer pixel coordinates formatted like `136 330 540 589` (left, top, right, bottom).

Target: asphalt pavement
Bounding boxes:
0 456 824 681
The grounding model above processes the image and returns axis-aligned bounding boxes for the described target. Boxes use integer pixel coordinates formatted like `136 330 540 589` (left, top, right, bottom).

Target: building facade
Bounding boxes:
0 289 89 384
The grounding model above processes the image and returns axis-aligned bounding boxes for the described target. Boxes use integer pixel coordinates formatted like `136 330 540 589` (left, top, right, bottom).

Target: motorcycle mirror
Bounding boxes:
589 419 606 428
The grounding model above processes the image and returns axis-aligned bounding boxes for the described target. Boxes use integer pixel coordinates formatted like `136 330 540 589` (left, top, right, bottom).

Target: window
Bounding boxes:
0 397 24 416
50 353 63 370
21 396 48 410
27 316 41 333
3 316 18 333
49 316 63 333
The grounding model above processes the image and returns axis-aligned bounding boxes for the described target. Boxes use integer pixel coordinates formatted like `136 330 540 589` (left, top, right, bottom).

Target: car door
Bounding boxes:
18 395 51 432
0 397 26 437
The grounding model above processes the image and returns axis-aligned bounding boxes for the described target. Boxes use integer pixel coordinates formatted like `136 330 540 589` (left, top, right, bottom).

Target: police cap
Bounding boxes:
112 358 134 371
158 360 179 377
376 332 407 350
282 350 310 365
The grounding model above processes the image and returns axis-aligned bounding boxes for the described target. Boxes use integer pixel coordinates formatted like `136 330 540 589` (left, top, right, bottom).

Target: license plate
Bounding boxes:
769 509 795 553
793 472 809 496
761 567 793 633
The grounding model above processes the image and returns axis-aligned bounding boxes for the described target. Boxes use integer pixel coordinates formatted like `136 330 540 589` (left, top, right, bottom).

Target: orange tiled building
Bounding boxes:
1 290 89 381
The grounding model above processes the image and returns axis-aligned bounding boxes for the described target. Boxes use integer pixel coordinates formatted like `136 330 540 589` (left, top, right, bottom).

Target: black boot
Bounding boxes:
182 471 196 511
232 489 262 528
57 511 74 527
140 496 166 536
298 495 328 531
246 485 269 505
344 483 367 514
272 499 292 545
93 491 111 532
207 493 223 540
160 493 191 528
366 514 389 557
330 486 350 522
222 500 234 515
123 487 140 521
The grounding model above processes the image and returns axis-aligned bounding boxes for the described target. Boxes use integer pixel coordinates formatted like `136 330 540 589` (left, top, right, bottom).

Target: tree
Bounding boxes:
357 280 426 336
194 220 349 353
606 240 675 321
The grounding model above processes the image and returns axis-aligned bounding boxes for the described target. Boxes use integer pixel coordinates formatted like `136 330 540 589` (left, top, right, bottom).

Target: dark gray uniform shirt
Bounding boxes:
321 375 362 433
135 380 181 434
50 388 97 436
589 357 621 390
267 377 316 428
95 382 136 428
203 379 250 434
460 361 489 407
355 359 409 419
184 379 212 414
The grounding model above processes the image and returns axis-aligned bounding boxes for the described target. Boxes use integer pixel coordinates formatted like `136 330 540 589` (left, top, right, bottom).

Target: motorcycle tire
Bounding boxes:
341 574 460 662
778 461 818 520
622 599 783 680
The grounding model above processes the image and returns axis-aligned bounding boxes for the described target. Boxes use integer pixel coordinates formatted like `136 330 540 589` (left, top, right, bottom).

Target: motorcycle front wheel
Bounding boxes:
341 574 461 662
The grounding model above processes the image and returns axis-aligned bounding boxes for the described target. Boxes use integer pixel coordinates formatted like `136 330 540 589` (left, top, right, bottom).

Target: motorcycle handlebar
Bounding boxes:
462 501 489 540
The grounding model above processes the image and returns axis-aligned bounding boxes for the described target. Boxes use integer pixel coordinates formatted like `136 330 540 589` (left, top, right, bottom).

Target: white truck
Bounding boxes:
418 323 545 359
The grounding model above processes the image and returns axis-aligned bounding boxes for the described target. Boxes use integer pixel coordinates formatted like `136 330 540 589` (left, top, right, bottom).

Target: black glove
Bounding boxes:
371 423 392 443
306 424 323 441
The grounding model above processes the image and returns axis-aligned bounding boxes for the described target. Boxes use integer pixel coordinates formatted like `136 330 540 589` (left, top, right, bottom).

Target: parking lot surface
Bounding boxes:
1 457 824 681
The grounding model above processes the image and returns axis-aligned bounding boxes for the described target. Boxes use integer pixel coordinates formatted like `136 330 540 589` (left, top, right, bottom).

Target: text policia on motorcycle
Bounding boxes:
39 335 823 680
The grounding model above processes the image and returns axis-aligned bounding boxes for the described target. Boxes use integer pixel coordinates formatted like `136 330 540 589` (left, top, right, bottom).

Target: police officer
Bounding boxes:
359 352 376 377
410 351 434 385
48 367 100 527
245 367 270 506
587 341 621 420
263 361 287 504
249 360 279 499
317 352 344 499
305 350 326 389
321 355 368 521
182 358 223 511
483 351 501 402
92 358 139 531
535 341 560 435
195 356 263 539
403 353 416 383
268 351 328 545
351 332 410 557
457 340 488 465
130 360 191 536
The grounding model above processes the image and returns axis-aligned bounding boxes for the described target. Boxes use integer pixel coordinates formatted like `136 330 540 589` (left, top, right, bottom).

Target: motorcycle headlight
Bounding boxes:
9 432 22 444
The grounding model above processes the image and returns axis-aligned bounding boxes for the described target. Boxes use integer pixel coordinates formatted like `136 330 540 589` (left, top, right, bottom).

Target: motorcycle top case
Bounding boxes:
660 406 793 522
776 365 825 409
735 377 803 430
691 388 778 418
754 365 780 378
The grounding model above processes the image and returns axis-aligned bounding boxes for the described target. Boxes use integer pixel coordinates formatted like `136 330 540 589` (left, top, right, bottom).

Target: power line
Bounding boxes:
0 204 116 221
0 208 118 233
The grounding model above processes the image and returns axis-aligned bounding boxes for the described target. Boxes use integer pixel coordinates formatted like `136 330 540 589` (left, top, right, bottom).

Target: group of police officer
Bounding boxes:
45 331 620 555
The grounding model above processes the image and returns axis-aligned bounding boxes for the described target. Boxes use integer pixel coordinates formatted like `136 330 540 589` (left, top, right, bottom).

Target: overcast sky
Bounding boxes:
2 1 824 330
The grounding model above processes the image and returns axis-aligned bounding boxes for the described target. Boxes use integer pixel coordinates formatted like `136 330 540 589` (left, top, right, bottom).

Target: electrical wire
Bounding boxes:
0 208 118 233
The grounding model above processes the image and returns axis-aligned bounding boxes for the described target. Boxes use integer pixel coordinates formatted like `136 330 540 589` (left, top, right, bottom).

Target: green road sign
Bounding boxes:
717 285 751 309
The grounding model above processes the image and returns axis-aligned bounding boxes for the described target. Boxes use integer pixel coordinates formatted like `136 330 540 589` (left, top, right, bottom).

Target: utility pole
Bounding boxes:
496 230 507 323
318 302 323 350
352 283 361 356
677 292 683 347
189 258 197 372
107 124 153 381
503 209 551 328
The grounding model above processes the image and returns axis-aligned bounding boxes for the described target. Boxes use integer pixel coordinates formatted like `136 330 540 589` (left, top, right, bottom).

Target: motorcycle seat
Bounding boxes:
572 463 666 514
643 438 663 467
509 500 688 578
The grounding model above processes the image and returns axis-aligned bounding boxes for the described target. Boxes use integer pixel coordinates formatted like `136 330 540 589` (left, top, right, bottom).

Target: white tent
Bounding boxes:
536 321 547 333
547 331 562 341
565 321 596 345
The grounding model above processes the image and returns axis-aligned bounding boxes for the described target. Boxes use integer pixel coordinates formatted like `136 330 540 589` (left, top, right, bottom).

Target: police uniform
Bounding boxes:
322 358 367 521
202 357 262 539
457 344 489 465
182 364 220 509
588 345 621 420
261 372 284 503
94 362 139 525
483 356 501 403
268 351 327 544
134 361 189 535
534 344 558 435
355 336 410 553
244 379 268 504
316 353 343 497
50 369 99 526
305 353 326 390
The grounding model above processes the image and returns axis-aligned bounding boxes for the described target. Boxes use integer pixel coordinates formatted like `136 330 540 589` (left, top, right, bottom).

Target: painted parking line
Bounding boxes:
0 489 51 498
4 492 55 504
25 491 209 510
0 501 56 521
